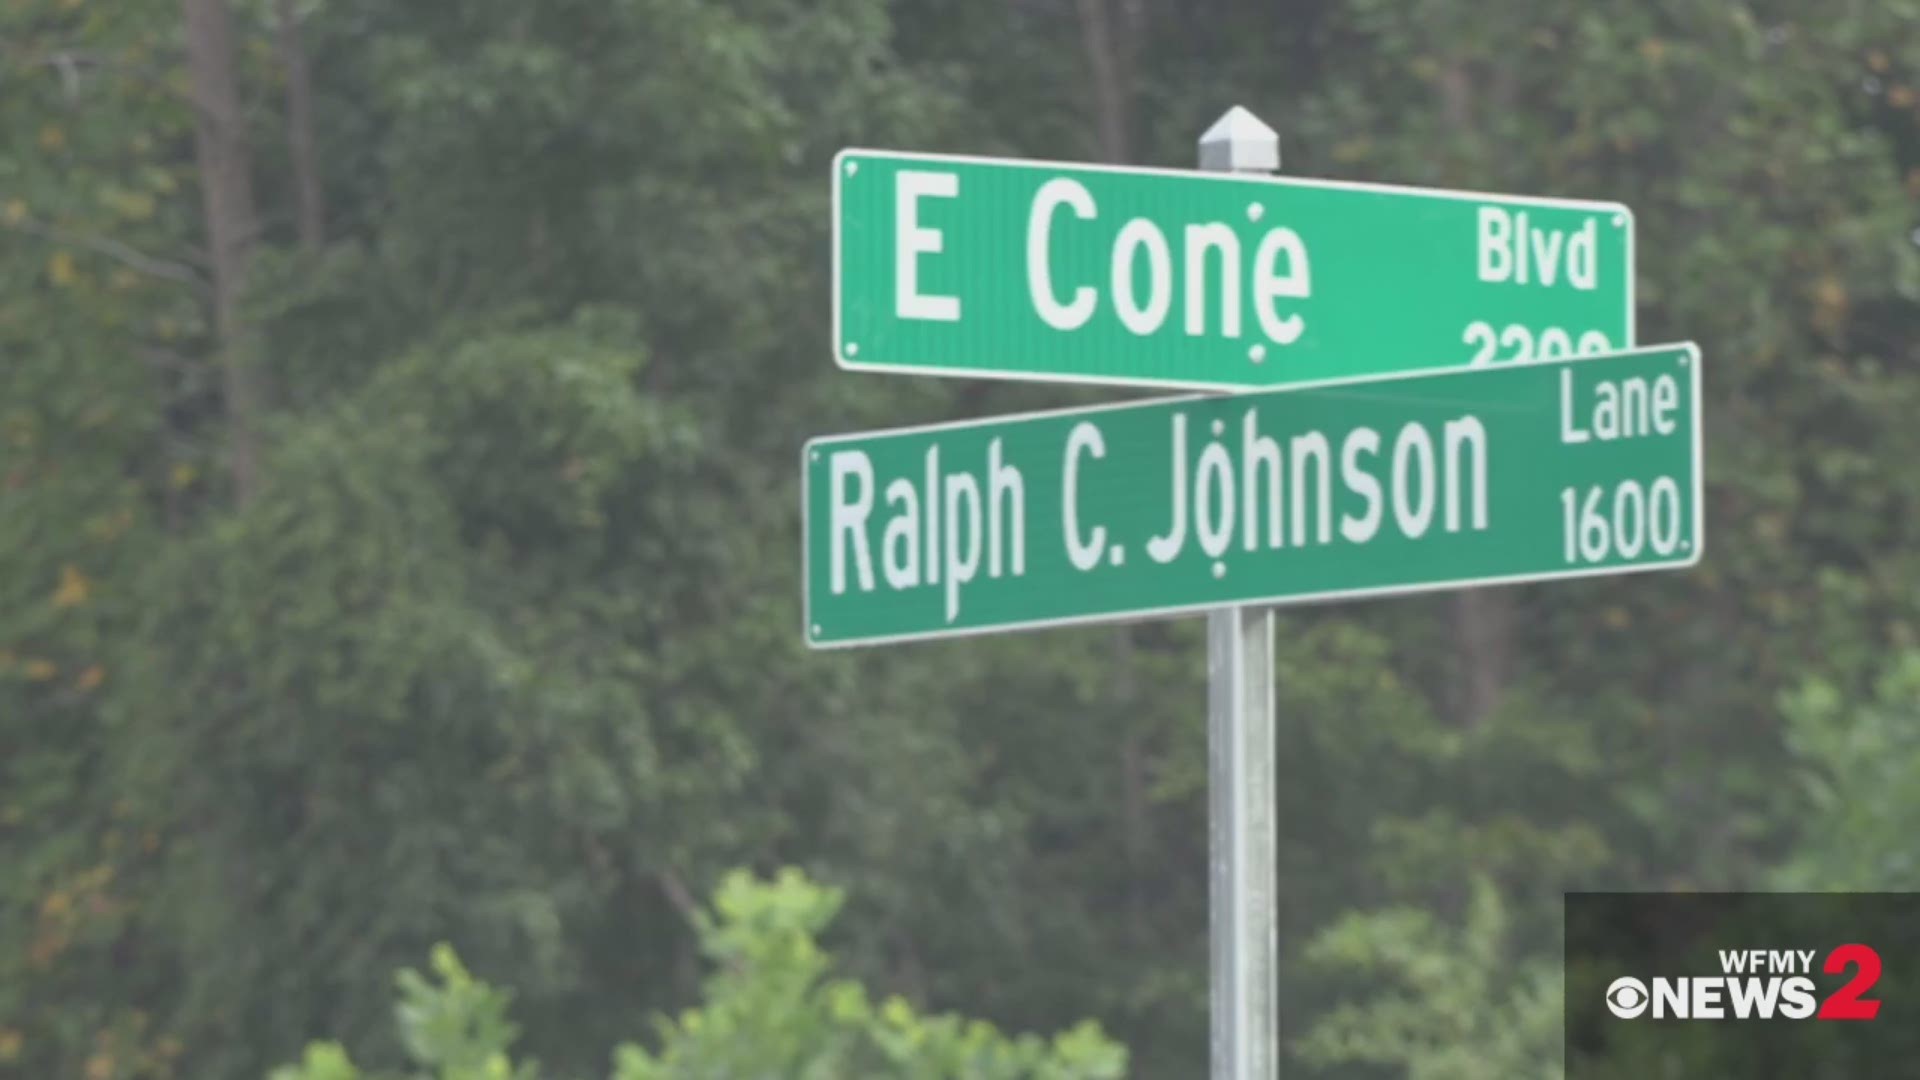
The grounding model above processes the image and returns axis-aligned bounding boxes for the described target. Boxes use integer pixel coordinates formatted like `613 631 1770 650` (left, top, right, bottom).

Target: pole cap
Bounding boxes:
1198 106 1279 173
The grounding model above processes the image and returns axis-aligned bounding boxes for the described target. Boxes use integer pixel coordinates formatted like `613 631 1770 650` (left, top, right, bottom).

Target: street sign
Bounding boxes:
804 344 1701 648
832 149 1635 391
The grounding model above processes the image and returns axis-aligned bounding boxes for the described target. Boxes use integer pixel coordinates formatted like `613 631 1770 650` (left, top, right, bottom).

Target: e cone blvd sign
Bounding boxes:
804 345 1701 648
833 149 1635 391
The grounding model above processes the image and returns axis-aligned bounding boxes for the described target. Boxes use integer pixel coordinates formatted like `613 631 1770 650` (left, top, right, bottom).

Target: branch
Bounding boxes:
277 0 327 249
140 345 203 372
9 48 191 101
656 867 702 927
2 214 207 292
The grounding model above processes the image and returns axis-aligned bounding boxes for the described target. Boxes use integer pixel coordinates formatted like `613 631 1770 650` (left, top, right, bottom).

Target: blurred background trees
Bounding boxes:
3 0 1919 1076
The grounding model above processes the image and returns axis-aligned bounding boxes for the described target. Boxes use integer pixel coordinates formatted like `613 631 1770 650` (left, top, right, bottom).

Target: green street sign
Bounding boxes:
833 150 1635 391
804 344 1701 648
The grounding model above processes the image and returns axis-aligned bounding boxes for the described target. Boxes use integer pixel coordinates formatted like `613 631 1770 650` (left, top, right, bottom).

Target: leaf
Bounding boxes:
99 187 157 222
52 564 94 609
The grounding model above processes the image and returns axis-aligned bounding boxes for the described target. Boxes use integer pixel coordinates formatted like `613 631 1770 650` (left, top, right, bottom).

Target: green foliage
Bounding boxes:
1777 652 1920 889
614 869 1124 1080
0 1 203 1074
1296 878 1562 1080
269 870 1123 1080
267 946 536 1080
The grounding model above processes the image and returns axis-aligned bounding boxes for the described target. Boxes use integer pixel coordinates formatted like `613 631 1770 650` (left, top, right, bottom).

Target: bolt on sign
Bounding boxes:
804 344 1701 648
833 150 1634 392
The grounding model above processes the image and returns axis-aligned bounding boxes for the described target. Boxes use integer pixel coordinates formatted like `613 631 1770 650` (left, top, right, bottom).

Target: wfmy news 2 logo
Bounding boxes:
1567 893 1911 1074
1603 943 1882 1022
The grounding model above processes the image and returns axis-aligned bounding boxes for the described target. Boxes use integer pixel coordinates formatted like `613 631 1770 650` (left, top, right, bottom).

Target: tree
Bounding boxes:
1295 878 1563 1080
182 0 265 498
0 0 205 1073
269 869 1126 1080
1777 652 1920 891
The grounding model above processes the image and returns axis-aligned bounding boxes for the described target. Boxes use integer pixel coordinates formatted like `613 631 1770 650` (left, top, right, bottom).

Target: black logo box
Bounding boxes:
1566 892 1920 1078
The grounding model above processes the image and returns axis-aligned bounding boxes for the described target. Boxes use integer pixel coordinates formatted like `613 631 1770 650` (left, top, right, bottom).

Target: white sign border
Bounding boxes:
803 343 1703 650
829 147 1638 394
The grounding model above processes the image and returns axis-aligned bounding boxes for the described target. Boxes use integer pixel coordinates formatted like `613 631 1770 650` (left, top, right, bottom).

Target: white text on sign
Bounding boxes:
893 169 1314 350
1477 207 1599 290
826 409 1493 625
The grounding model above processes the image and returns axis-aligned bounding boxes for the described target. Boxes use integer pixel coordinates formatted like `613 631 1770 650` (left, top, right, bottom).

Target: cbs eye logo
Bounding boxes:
1606 977 1650 1019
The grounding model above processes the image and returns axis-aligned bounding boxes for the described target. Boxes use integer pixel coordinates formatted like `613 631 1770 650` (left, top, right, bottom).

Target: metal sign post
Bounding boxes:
1201 106 1280 1080
1208 603 1277 1080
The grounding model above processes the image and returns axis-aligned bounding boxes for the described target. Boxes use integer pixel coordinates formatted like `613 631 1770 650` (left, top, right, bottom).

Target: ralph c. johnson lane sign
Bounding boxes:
805 344 1700 647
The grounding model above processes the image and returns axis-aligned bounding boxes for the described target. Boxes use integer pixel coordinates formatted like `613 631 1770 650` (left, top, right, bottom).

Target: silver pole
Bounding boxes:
1199 106 1280 1080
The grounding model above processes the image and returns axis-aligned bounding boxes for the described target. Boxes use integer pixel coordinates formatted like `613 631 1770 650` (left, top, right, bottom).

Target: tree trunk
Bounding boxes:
1439 57 1514 727
1073 0 1140 165
184 0 264 501
1450 587 1513 725
1073 0 1154 942
277 0 325 250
